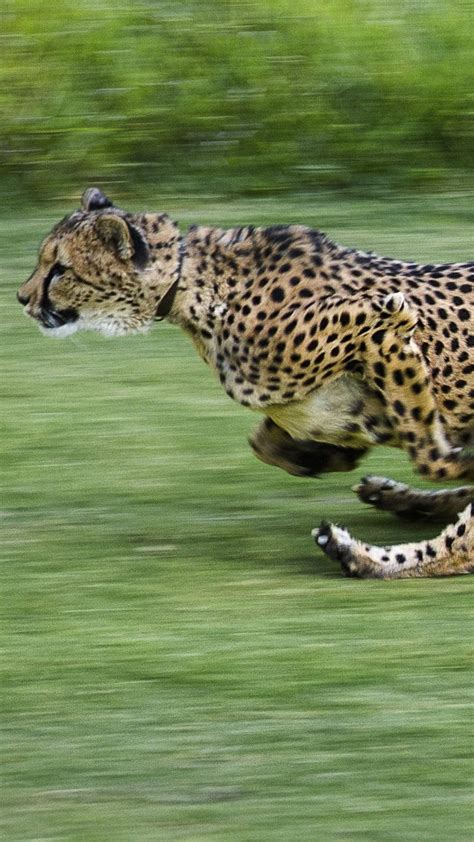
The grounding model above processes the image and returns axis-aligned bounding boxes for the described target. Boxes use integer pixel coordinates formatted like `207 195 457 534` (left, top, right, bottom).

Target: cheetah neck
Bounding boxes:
154 238 186 320
162 223 333 370
164 224 249 349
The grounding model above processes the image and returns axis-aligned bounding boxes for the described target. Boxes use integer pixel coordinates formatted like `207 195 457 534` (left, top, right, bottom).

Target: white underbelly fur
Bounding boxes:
265 374 387 448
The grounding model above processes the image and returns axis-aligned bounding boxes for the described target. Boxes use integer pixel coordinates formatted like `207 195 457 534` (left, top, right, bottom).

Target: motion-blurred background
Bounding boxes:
3 3 473 841
2 0 473 205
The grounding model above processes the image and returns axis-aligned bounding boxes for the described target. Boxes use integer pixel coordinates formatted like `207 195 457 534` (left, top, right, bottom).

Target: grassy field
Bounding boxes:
2 195 473 841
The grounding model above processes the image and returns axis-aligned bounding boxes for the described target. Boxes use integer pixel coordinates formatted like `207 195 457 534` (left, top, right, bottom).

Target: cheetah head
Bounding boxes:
17 188 182 338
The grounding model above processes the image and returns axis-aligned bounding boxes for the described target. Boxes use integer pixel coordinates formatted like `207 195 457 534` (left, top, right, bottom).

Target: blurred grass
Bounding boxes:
2 195 473 840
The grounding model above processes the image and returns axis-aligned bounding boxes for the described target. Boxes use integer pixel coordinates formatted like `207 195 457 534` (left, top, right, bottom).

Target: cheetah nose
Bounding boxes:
17 291 30 306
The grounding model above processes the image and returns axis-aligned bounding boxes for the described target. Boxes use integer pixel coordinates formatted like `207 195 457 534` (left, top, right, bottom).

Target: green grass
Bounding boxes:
2 196 473 841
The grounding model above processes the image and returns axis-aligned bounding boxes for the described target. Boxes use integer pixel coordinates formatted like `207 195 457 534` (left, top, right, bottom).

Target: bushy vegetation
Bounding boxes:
2 0 473 202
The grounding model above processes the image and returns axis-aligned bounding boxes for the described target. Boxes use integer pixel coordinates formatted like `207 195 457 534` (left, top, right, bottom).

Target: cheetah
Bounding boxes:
17 188 474 578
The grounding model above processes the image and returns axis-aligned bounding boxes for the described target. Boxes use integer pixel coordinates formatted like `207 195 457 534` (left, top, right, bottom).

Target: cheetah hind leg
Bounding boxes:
354 475 474 520
249 418 368 477
312 504 473 579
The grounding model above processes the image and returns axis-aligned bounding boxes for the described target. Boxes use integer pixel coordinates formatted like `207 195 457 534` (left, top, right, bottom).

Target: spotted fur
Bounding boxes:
18 188 474 578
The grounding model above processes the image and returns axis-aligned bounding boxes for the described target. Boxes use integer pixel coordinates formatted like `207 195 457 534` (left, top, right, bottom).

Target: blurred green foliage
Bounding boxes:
1 0 474 202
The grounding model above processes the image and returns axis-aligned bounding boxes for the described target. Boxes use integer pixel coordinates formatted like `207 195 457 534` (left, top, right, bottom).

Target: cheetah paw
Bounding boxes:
353 473 474 519
312 504 474 578
352 475 415 515
312 521 388 579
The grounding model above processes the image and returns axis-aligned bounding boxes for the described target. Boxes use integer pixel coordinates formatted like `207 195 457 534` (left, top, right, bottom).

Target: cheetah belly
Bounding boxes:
265 374 396 448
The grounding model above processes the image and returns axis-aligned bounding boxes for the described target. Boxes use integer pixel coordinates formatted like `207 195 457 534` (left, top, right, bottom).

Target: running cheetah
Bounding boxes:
18 188 474 578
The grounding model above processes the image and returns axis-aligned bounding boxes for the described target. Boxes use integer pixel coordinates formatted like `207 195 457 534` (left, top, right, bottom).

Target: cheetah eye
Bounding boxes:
42 263 70 298
48 263 69 284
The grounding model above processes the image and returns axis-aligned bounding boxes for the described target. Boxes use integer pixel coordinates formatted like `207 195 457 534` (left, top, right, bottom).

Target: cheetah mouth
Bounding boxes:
39 306 79 330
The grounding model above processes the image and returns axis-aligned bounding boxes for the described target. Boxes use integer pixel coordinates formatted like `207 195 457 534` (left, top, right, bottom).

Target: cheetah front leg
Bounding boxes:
312 504 473 579
361 294 474 482
354 475 474 519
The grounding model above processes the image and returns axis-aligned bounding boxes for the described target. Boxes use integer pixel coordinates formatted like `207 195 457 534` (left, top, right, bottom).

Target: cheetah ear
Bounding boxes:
95 214 134 260
95 214 149 268
81 187 114 212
